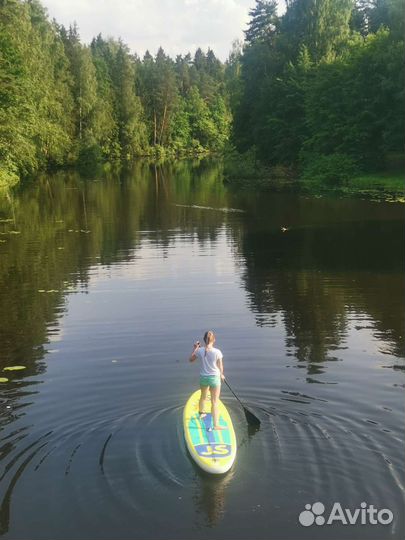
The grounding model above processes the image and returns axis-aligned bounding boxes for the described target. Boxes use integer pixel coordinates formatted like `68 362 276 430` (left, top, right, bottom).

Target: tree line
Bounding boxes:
1 0 404 188
0 0 231 187
227 0 404 182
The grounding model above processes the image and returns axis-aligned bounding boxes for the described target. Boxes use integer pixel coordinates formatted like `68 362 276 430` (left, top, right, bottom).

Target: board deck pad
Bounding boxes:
183 390 237 474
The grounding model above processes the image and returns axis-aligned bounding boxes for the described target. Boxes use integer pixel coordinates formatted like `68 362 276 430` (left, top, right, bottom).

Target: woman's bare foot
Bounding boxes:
213 425 227 430
199 412 207 418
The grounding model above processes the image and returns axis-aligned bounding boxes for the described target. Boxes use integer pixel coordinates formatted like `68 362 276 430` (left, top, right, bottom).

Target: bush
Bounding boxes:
0 160 19 189
301 153 359 184
77 141 103 175
78 141 102 162
223 145 268 180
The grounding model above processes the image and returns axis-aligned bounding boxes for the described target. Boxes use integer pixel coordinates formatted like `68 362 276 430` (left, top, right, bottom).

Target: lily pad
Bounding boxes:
0 378 9 383
38 289 59 293
3 365 26 371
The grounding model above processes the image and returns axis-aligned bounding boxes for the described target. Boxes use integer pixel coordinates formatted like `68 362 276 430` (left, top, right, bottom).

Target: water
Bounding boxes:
0 159 404 540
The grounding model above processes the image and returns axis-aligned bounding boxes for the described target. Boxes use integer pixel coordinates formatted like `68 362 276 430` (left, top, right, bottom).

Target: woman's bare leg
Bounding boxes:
199 385 209 416
210 384 226 430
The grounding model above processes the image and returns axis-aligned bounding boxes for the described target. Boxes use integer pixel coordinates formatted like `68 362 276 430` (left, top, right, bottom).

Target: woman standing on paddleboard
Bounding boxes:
189 330 226 431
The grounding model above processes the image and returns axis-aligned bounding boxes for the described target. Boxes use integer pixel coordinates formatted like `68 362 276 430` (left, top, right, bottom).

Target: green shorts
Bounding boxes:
200 374 221 388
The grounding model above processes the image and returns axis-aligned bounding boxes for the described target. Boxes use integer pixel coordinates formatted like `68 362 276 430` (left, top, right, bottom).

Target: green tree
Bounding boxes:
112 42 148 158
138 47 179 147
61 24 98 143
169 97 191 151
245 0 279 45
187 86 216 149
0 0 74 185
90 34 120 158
175 53 192 96
352 0 404 37
230 0 404 179
0 0 233 184
303 29 404 169
281 0 354 62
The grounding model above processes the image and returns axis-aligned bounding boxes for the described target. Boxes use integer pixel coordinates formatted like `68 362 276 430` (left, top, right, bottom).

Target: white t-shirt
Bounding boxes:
196 346 223 376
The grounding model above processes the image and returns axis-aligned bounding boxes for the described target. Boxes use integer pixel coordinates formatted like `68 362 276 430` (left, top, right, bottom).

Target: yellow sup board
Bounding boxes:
183 389 237 474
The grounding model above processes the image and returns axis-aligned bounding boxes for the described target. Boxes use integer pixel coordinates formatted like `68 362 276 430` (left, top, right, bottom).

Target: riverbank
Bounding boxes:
3 152 402 203
0 149 219 193
223 152 404 202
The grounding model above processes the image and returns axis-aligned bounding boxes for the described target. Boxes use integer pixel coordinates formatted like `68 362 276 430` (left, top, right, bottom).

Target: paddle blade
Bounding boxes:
244 407 261 426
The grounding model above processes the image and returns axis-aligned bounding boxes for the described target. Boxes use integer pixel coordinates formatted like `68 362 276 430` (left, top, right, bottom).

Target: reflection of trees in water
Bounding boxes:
234 195 405 373
191 423 259 527
0 157 240 394
0 159 229 371
0 159 403 533
192 467 235 527
236 194 405 369
0 157 235 535
0 161 403 384
142 158 232 247
0 162 403 384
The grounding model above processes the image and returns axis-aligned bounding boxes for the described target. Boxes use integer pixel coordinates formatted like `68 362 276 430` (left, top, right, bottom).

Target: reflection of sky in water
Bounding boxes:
89 227 237 283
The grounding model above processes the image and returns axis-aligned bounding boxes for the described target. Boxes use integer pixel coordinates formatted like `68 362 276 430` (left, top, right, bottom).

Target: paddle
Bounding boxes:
224 379 261 426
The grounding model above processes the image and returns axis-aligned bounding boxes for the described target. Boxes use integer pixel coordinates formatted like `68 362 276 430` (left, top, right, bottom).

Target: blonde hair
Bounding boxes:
203 330 215 346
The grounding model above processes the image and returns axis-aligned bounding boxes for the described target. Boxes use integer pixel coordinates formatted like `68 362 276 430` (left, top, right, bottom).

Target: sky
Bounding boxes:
41 0 284 61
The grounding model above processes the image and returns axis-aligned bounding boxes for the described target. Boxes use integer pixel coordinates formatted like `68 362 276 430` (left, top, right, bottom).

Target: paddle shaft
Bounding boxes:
224 379 261 426
224 379 245 408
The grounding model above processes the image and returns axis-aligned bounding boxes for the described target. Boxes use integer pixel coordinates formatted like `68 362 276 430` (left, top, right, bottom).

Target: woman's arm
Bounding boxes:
217 357 225 380
189 341 200 362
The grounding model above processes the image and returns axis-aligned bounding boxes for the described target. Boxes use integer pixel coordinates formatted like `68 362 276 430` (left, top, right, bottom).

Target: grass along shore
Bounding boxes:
223 150 404 202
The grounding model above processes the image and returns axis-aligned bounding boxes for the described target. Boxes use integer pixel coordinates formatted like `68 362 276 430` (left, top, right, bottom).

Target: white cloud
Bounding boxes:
41 0 256 61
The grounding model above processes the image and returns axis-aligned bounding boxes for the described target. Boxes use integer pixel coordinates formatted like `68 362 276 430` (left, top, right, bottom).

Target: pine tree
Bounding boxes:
113 42 147 158
245 0 279 44
282 0 354 62
90 34 120 158
62 24 98 142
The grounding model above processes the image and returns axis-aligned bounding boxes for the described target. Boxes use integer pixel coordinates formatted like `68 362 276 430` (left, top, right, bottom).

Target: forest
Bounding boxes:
0 0 404 188
227 0 404 185
0 0 231 187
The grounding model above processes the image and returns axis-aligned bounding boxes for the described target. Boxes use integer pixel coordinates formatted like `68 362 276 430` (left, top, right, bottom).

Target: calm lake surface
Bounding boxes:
0 159 404 540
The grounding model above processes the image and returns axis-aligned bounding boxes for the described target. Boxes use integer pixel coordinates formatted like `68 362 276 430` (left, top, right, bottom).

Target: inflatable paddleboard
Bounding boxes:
183 389 237 474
